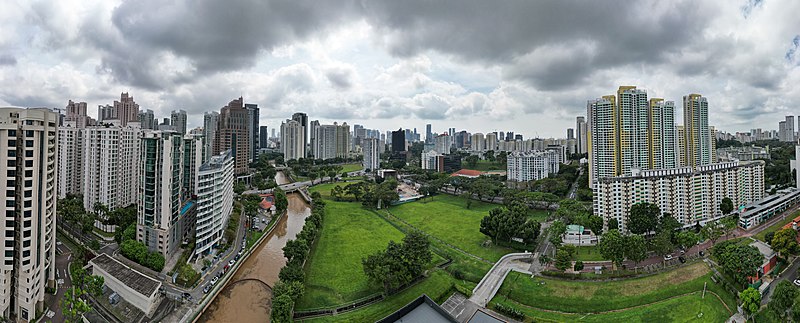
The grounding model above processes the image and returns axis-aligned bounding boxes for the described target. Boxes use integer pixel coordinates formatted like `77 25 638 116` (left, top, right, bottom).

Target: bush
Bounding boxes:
494 302 524 320
120 239 165 272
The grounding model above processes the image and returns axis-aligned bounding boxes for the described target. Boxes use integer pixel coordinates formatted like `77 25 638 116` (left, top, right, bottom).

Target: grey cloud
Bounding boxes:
325 66 355 90
0 55 16 66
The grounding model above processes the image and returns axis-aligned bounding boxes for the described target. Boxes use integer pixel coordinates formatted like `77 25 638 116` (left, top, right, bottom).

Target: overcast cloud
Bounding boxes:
1 0 799 137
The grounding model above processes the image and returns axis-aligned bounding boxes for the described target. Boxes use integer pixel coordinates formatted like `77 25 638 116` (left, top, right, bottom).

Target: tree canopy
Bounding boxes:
627 202 660 234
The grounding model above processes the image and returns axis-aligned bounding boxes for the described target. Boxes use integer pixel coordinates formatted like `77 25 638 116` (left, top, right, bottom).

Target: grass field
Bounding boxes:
470 160 506 171
390 194 517 261
340 163 363 174
491 292 731 323
754 209 800 242
495 262 735 313
301 270 460 322
296 199 406 310
573 245 605 261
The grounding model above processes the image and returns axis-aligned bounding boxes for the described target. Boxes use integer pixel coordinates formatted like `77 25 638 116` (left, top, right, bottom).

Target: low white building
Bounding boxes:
89 254 162 316
195 150 235 256
562 225 597 246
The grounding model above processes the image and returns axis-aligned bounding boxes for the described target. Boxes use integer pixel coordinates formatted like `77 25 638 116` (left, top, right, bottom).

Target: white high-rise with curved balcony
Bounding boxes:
194 150 234 256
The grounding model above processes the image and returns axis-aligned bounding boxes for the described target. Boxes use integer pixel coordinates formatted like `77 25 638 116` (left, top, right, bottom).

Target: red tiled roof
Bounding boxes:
451 169 483 177
781 215 800 230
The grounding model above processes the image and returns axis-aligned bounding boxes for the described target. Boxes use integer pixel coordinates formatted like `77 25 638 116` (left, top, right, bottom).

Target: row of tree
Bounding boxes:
61 254 105 323
330 180 400 209
362 231 433 293
271 197 326 322
119 239 166 272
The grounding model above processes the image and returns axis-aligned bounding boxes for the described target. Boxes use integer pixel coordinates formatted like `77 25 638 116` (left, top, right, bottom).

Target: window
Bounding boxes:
6 160 15 167
25 160 32 167
23 191 31 198
25 140 33 147
24 180 31 187
25 150 32 157
23 240 29 247
23 200 30 208
7 140 15 147
5 190 13 197
23 230 30 238
6 170 14 177
8 130 16 137
25 130 33 137
7 150 15 157
25 170 31 177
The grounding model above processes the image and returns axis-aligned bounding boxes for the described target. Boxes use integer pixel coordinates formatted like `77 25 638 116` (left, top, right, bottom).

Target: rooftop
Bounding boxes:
89 253 161 297
378 294 457 323
451 169 483 178
749 240 776 263
467 309 506 323
199 150 233 172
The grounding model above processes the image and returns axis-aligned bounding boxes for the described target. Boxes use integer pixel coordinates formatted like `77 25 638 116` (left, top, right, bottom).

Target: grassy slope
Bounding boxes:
754 209 800 242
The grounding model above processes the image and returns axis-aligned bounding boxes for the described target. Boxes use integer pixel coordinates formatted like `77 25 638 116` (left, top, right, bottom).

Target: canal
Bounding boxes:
200 171 306 322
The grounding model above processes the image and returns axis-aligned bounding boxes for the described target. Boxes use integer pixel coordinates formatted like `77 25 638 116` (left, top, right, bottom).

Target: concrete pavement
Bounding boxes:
469 252 535 307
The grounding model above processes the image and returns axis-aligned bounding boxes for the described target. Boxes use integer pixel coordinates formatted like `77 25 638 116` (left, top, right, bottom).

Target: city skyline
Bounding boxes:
2 1 800 137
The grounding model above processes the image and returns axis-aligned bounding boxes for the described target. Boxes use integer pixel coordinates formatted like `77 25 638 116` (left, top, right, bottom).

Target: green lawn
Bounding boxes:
754 209 800 242
492 292 731 323
496 262 735 313
301 270 460 322
389 194 515 261
340 163 363 174
308 181 362 198
296 199 406 310
470 160 505 171
573 245 605 261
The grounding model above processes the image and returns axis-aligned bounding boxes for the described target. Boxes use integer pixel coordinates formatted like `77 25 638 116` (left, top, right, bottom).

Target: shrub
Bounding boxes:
494 303 524 320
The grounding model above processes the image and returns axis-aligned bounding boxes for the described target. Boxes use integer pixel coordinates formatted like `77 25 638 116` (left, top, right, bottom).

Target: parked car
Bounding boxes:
678 256 686 263
699 250 705 257
238 248 244 256
794 279 800 287
664 254 673 261
234 254 241 261
203 284 211 294
210 276 219 285
182 292 191 299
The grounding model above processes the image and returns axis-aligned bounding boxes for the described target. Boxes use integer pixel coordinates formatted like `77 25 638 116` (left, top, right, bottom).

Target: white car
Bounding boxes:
664 254 673 261
229 259 236 266
794 279 800 287
210 276 219 286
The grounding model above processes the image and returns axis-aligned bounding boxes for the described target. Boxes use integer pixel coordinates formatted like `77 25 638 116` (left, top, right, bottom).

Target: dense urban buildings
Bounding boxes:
245 104 259 162
170 110 187 135
65 100 92 128
310 121 350 160
717 145 770 162
203 111 219 161
0 108 58 321
98 92 140 126
194 150 234 256
213 97 250 174
507 150 560 182
83 123 141 212
281 119 306 161
138 109 156 130
57 123 84 198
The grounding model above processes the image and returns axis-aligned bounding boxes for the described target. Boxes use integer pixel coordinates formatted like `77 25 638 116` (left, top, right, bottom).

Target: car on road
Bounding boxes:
664 254 673 261
203 284 211 294
238 248 244 256
678 256 686 263
794 279 800 287
229 259 236 266
182 292 191 299
210 276 219 286
234 254 241 261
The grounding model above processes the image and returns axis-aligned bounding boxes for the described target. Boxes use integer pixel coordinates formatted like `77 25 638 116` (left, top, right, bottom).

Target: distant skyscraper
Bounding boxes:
426 124 432 143
171 109 187 135
498 132 505 141
363 138 380 172
99 92 140 126
259 126 269 148
648 99 677 169
214 97 250 174
310 120 321 157
435 134 452 154
281 119 306 161
65 100 90 128
312 122 350 160
567 128 574 140
139 109 156 129
576 116 588 154
245 103 259 162
392 129 406 152
292 112 309 157
682 93 711 167
485 132 498 151
780 116 796 142
203 111 219 162
471 133 485 151
58 124 84 198
0 108 58 321
271 128 276 139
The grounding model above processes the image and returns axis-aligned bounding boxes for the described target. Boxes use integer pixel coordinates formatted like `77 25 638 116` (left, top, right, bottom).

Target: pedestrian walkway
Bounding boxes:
469 252 535 307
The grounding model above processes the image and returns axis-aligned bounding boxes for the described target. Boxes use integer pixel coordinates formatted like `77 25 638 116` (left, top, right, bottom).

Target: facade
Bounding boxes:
99 92 140 126
291 112 308 157
561 225 598 246
195 150 234 256
65 100 90 128
683 94 712 168
362 138 380 172
739 188 800 229
137 131 200 258
594 161 765 231
312 122 350 160
717 145 770 162
309 120 320 158
259 126 269 148
281 119 306 161
507 150 559 182
83 124 141 212
170 110 187 135
57 123 84 198
576 116 588 154
421 151 462 173
391 128 406 152
781 116 796 142
138 109 156 130
434 134 451 154
485 132 498 151
245 104 259 162
0 108 58 321
214 98 250 174
471 133 485 152
203 111 219 162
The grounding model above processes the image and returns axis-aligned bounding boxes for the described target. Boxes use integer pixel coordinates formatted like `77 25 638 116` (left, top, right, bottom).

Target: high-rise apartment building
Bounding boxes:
780 116 796 142
682 94 711 168
576 116 588 154
425 124 433 143
65 100 90 128
435 134 452 154
58 123 84 198
291 112 308 157
0 108 58 321
648 99 677 170
137 131 200 258
281 119 306 161
312 122 351 160
203 112 219 162
83 124 141 212
363 138 380 172
214 98 250 174
259 126 269 148
195 150 234 256
245 104 259 162
485 132 498 151
99 92 140 126
170 110 187 135
309 120 320 158
471 133 485 151
138 109 156 130
566 128 574 140
507 150 559 182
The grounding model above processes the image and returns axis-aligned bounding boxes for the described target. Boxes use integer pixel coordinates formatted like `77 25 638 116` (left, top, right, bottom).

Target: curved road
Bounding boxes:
469 252 536 307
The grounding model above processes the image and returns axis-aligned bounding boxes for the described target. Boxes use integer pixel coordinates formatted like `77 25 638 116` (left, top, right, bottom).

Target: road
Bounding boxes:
469 252 535 307
762 258 800 305
43 242 74 323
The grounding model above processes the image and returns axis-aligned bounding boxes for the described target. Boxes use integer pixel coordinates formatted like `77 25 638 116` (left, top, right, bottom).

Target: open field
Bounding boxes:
573 245 605 261
495 262 735 313
340 163 363 174
471 160 505 171
296 199 406 310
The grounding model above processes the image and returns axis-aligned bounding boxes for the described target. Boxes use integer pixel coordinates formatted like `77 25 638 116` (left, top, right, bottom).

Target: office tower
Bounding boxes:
58 124 84 198
312 122 351 160
682 94 711 167
567 128 574 140
309 120 320 158
0 108 58 321
498 132 505 141
214 97 250 174
426 124 432 143
259 126 269 148
137 131 199 258
471 133 485 151
170 109 187 135
576 116 588 154
485 132 498 151
65 100 90 128
281 119 305 161
203 112 219 162
291 112 308 157
648 99 677 169
139 109 156 130
271 128 277 139
363 138 380 172
195 150 234 256
98 92 140 126
506 132 514 141
245 104 259 162
507 150 560 182
515 134 523 141
391 129 406 152
435 134 452 154
83 123 142 212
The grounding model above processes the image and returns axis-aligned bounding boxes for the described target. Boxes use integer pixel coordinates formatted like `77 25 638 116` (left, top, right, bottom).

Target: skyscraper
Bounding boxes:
195 150 234 256
566 128 574 140
425 124 432 143
576 116 588 154
485 132 498 151
259 126 269 148
363 138 380 172
245 103 259 162
471 133 485 151
65 100 90 128
83 123 141 213
203 111 219 162
292 112 308 157
683 94 711 167
58 123 84 198
139 109 156 130
312 122 351 160
99 92 140 126
780 116 796 142
214 98 250 174
391 128 406 152
281 119 305 161
0 108 58 321
648 99 677 169
309 120 320 158
171 109 187 135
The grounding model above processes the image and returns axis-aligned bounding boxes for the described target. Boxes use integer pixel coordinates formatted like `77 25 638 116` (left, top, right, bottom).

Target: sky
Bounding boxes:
1 0 799 138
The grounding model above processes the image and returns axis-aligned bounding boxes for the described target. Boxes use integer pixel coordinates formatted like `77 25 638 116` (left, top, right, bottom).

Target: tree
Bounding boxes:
625 234 648 271
676 231 700 249
598 229 626 270
62 287 92 323
573 260 584 271
331 185 344 201
740 287 761 321
657 213 680 235
792 296 800 322
480 203 540 245
547 220 567 247
362 231 432 293
234 182 247 194
720 197 734 215
539 254 551 267
278 263 305 283
309 171 318 184
627 203 660 234
771 228 800 257
702 223 724 245
713 241 764 286
554 249 571 271
769 280 797 320
465 155 479 168
274 187 288 212
485 150 495 162
652 231 674 257
271 294 294 323
607 218 620 231
720 214 739 238
461 192 473 209
282 239 309 264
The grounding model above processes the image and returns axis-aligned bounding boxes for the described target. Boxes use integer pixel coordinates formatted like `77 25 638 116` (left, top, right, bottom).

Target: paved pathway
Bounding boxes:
469 252 536 307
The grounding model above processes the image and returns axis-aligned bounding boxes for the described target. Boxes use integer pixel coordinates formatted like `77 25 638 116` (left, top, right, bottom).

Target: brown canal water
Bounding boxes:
274 170 290 185
199 193 310 322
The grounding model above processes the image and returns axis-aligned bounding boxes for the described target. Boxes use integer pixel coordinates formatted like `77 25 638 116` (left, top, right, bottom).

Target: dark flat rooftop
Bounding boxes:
90 253 161 297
